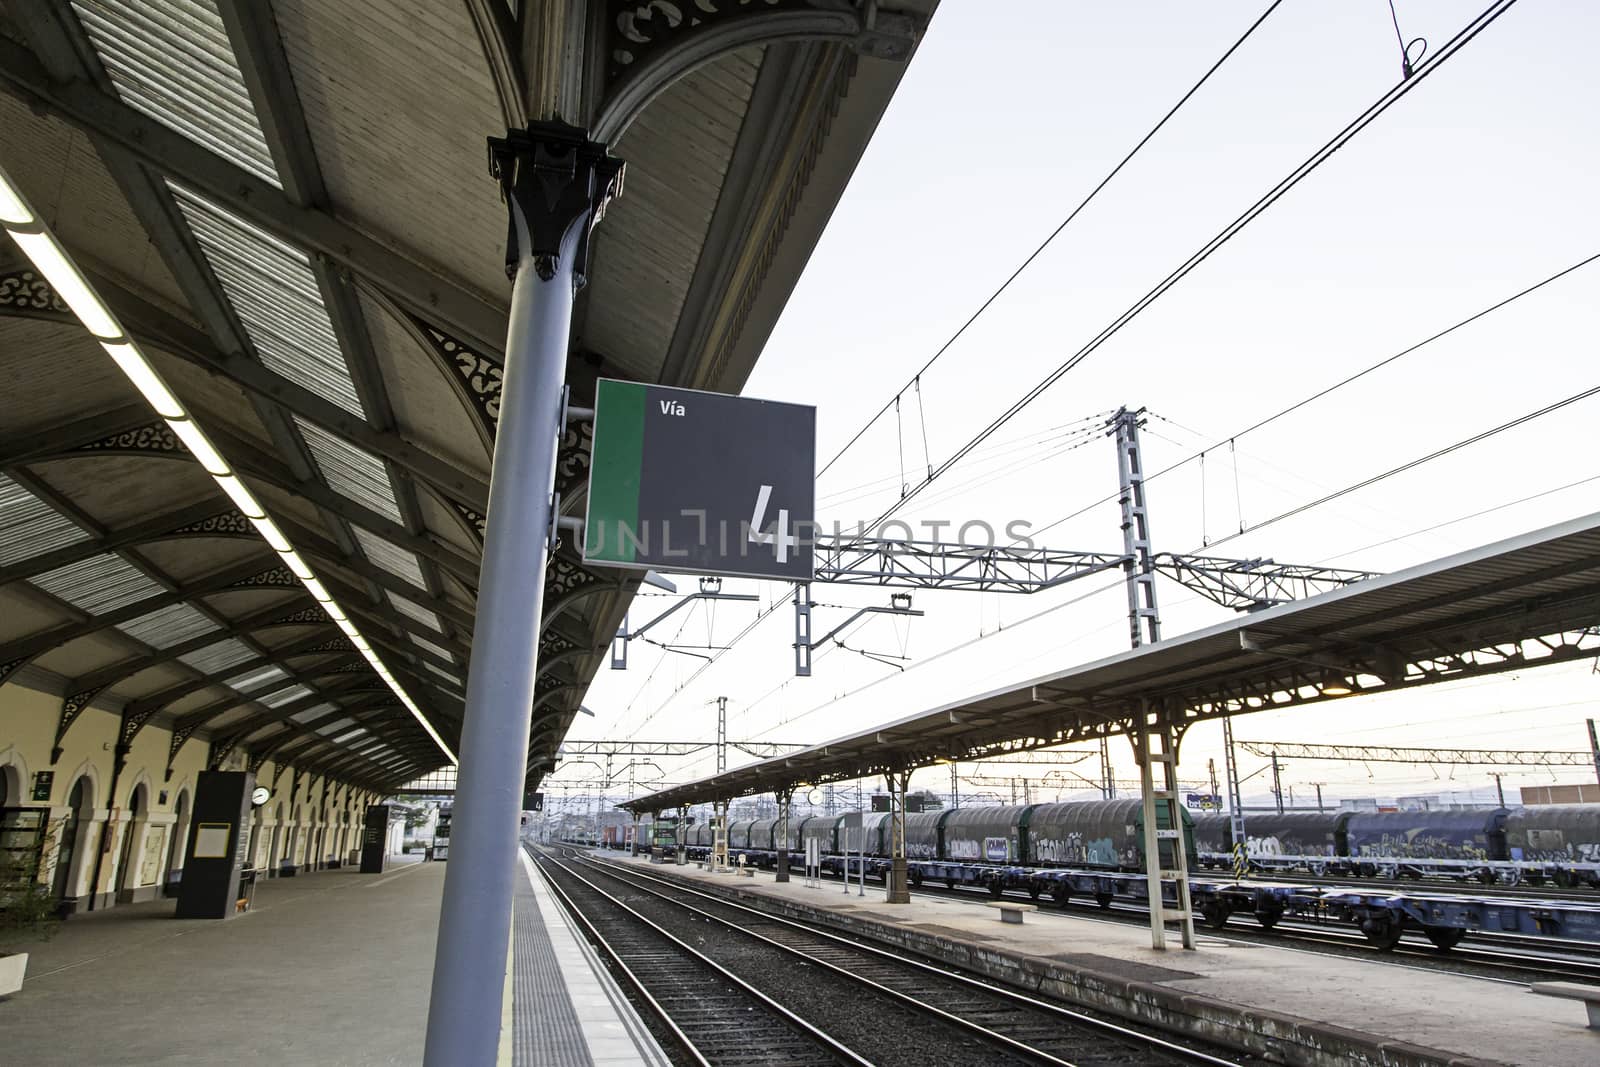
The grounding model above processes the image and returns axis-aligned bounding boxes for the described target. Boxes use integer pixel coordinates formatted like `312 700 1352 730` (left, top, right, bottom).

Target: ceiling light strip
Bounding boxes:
0 163 457 766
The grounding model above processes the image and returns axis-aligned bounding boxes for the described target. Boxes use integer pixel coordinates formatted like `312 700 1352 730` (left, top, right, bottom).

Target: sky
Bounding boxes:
555 0 1600 816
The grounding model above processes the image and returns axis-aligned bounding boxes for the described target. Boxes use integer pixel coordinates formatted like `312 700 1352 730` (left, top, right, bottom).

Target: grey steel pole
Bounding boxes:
424 123 621 1066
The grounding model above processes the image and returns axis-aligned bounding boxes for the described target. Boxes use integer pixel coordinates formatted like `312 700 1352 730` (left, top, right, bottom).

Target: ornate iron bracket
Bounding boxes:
487 120 625 283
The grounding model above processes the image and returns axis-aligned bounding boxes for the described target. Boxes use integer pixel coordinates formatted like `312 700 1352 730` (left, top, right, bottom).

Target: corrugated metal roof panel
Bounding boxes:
332 726 368 744
114 602 218 649
423 661 462 688
71 0 280 186
295 418 403 524
170 185 365 417
314 716 355 734
386 590 441 632
259 684 312 708
226 664 287 693
179 637 256 676
352 527 426 589
0 474 91 566
30 553 164 615
408 634 454 663
290 702 336 723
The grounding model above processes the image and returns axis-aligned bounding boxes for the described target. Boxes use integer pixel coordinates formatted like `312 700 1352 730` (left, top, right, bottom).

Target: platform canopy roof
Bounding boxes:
0 0 936 792
624 512 1600 812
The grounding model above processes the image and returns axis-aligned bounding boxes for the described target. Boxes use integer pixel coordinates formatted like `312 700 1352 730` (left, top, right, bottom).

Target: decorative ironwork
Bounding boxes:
604 1 916 81
229 565 299 589
306 637 356 654
555 418 593 501
0 269 68 314
0 655 28 688
51 685 108 762
332 661 370 673
421 323 500 429
208 731 245 771
166 720 202 778
168 510 254 538
450 501 486 542
272 605 330 626
72 421 181 456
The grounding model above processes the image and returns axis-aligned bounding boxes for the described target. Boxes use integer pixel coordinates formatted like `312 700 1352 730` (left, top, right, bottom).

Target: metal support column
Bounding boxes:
1137 713 1196 951
1223 715 1247 880
711 799 729 872
1588 718 1600 787
425 121 622 1067
715 697 728 775
1111 407 1160 647
1271 750 1285 815
885 769 910 903
794 583 813 677
1099 736 1115 799
775 786 793 882
1110 408 1193 950
676 806 687 865
949 762 959 810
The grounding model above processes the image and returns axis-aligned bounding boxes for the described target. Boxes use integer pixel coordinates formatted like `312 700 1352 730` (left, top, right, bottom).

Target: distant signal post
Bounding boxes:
584 378 816 582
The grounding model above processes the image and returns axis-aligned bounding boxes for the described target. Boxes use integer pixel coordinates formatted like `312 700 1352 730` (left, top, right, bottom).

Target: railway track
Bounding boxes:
540 847 1246 1067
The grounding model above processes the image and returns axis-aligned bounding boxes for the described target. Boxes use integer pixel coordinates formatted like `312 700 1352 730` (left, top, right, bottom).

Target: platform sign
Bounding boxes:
583 378 816 581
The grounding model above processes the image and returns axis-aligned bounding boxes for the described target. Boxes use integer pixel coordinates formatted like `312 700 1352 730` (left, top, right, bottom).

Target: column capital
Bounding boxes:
488 120 625 284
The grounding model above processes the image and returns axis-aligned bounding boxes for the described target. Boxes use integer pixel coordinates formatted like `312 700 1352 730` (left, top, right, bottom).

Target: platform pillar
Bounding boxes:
885 769 910 903
424 122 622 1067
774 787 793 882
711 799 729 872
1136 714 1196 952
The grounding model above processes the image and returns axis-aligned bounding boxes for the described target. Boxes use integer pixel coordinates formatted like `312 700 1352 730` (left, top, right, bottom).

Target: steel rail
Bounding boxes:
532 848 872 1067
573 850 1240 1067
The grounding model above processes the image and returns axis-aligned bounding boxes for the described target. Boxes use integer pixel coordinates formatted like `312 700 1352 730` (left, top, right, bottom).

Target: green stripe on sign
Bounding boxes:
585 379 646 564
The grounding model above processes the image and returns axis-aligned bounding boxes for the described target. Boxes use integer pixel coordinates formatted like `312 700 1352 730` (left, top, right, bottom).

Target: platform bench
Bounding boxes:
1531 982 1600 1028
984 901 1038 925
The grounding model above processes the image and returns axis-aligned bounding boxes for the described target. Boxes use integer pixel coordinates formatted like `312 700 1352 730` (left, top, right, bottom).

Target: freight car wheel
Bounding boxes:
1254 910 1280 931
1360 915 1405 951
1095 891 1114 910
987 880 1006 900
1201 902 1232 929
1051 885 1071 908
908 869 923 887
1027 885 1042 901
1424 927 1465 950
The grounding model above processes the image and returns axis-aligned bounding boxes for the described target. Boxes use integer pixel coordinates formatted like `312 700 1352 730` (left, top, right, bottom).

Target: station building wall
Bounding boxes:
1 674 381 912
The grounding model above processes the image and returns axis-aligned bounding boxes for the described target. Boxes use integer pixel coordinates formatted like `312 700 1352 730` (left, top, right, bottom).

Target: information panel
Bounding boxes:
584 379 815 581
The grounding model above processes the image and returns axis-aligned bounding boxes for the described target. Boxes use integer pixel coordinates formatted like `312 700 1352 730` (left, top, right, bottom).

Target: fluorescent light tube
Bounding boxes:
8 229 122 339
167 418 230 475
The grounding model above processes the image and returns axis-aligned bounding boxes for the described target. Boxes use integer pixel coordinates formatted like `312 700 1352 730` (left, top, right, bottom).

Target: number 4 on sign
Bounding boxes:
747 484 797 563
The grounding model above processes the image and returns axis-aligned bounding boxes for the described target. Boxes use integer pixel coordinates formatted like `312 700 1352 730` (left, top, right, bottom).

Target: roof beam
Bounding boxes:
0 33 508 354
0 497 240 586
0 404 155 467
64 595 325 693
0 554 290 672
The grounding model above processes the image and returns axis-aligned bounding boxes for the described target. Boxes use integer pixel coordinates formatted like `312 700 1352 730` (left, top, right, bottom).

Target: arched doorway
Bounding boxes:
53 775 93 904
165 789 190 894
0 760 19 805
115 782 149 902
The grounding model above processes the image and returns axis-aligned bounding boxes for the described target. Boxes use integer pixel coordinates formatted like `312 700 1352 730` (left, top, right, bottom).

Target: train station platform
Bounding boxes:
614 851 1599 1067
0 854 668 1066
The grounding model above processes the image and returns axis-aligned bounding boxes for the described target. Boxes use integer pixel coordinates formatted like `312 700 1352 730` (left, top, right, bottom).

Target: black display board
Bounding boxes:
359 804 392 874
175 771 253 920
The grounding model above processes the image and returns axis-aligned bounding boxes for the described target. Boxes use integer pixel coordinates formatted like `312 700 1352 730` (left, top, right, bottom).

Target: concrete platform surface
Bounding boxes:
1 859 440 1065
1 854 670 1066
514 848 671 1067
612 851 1600 1067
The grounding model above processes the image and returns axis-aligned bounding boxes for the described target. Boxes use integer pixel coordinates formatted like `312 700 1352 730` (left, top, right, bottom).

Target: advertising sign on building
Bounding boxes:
584 379 816 581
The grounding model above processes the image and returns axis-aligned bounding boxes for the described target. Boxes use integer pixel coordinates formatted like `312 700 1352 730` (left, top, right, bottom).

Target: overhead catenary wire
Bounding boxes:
869 0 1520 531
1028 248 1599 543
1198 383 1600 551
817 0 1288 480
